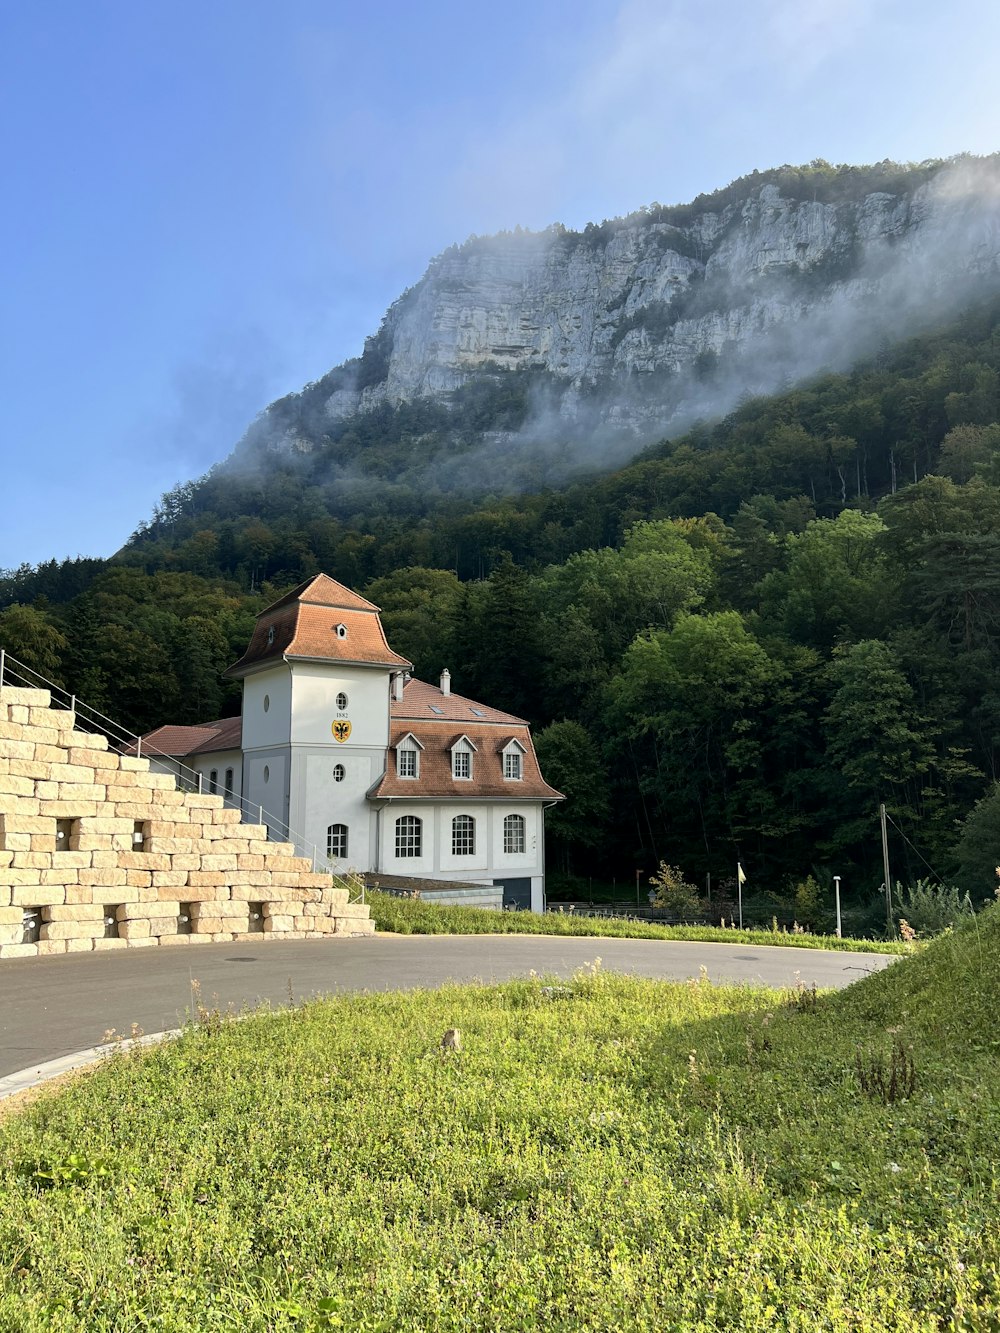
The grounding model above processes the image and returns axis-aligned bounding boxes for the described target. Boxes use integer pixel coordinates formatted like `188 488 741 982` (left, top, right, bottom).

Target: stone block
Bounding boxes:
1 834 30 852
148 918 182 937
119 756 150 772
56 785 107 804
201 854 238 872
92 937 129 951
79 868 128 887
0 943 39 958
13 851 53 870
38 800 100 820
186 872 227 887
117 901 179 920
0 740 35 761
89 850 119 869
150 871 189 888
263 915 295 932
66 938 95 952
117 920 151 939
66 733 110 753
0 867 43 886
125 871 153 889
65 885 98 904
11 885 64 906
236 855 265 871
7 706 30 724
44 904 105 921
0 923 23 946
119 852 170 871
35 939 69 955
40 922 106 941
9 759 53 780
0 686 50 707
34 745 69 763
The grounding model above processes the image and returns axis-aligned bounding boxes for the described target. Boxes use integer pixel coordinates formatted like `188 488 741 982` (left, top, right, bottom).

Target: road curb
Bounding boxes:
0 1029 181 1102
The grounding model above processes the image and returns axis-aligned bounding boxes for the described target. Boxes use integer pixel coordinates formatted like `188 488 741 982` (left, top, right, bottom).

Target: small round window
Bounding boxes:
333 764 345 782
263 694 270 713
336 624 348 639
263 765 270 783
336 692 348 710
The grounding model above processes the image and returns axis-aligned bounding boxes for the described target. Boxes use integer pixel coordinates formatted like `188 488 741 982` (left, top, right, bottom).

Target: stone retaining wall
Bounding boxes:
0 686 373 958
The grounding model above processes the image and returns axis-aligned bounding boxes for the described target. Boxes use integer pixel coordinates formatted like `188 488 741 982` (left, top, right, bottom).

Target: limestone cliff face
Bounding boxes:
249 157 1000 458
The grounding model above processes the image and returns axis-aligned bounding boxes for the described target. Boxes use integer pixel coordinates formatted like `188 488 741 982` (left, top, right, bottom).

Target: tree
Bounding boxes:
951 783 1000 899
0 604 68 681
533 720 610 872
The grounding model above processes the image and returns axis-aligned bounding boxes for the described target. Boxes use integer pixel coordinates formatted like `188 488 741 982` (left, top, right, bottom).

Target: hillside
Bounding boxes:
229 156 1000 497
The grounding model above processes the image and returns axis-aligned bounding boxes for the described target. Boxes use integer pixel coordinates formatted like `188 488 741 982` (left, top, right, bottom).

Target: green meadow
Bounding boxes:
365 889 907 953
0 911 997 1330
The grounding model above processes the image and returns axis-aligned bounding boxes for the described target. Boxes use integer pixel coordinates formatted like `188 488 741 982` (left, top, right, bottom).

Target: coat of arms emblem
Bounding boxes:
332 720 352 743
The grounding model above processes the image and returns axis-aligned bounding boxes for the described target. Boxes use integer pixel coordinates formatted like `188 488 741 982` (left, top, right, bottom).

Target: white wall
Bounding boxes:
185 750 243 807
242 667 292 752
242 748 289 842
376 802 546 886
290 664 391 748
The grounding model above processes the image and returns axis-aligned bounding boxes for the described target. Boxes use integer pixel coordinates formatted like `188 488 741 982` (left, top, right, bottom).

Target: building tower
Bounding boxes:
225 575 411 868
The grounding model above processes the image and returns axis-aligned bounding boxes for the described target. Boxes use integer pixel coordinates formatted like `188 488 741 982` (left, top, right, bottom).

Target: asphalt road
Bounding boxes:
0 934 893 1083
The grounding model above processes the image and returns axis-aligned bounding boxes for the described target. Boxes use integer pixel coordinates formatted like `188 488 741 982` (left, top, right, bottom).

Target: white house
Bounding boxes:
137 574 563 911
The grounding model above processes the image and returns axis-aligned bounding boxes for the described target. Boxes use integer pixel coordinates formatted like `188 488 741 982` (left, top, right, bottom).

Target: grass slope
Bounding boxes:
367 889 907 953
0 914 997 1329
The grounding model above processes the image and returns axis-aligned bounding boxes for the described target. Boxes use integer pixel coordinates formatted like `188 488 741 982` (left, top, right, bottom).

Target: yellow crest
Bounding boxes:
332 719 352 743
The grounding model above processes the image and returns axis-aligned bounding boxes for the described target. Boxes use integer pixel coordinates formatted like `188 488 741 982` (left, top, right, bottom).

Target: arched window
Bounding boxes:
208 769 218 795
504 814 526 854
327 824 348 859
452 814 475 856
395 815 422 858
224 768 234 795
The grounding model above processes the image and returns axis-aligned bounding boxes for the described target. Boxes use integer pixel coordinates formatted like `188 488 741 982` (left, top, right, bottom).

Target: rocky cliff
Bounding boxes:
238 156 1000 472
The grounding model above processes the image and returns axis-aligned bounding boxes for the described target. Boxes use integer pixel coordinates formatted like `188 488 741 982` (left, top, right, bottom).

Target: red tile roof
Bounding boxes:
391 677 527 725
226 573 411 677
128 716 243 759
370 685 563 801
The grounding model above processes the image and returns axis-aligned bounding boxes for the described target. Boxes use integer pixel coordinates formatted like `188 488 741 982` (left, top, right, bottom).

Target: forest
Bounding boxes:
4 299 1000 917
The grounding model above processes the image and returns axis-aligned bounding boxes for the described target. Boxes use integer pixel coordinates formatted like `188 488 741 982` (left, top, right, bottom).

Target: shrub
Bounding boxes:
892 879 974 937
648 863 702 916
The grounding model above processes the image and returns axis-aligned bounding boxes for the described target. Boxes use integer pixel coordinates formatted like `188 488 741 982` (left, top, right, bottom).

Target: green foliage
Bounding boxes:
4 908 1000 1328
365 891 905 953
893 878 975 936
647 862 702 915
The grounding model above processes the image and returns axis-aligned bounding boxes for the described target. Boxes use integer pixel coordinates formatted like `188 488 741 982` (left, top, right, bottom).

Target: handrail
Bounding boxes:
0 647 365 904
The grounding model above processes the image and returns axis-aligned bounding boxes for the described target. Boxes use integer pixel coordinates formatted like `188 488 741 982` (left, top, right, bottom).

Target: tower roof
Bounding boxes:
225 573 411 677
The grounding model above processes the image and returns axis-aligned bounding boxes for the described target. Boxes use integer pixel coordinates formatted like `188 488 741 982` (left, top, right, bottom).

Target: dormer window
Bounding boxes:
335 623 348 639
395 733 423 779
502 739 526 781
451 736 476 781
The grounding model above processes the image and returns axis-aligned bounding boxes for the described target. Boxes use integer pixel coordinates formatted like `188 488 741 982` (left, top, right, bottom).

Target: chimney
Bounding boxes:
393 673 405 702
440 668 451 697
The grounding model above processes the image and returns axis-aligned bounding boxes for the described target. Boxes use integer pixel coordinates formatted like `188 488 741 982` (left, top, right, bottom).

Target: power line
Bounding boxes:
885 811 947 884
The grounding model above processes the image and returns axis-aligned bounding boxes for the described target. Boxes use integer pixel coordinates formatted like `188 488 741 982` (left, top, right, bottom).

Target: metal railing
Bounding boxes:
0 647 365 903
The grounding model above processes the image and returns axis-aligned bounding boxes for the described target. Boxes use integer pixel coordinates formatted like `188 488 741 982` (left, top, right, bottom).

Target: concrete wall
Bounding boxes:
0 686 373 959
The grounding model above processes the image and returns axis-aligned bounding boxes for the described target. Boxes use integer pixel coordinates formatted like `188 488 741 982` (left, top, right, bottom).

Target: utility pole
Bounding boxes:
879 803 893 936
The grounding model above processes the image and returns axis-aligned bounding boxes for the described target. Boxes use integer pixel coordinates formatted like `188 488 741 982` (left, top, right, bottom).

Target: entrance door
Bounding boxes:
494 877 531 910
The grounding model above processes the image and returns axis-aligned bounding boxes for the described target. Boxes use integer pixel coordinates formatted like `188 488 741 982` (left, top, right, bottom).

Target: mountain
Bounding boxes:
231 156 1000 490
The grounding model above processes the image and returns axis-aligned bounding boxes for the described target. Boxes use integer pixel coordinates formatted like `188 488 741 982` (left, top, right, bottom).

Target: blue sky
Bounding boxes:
2 0 998 568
